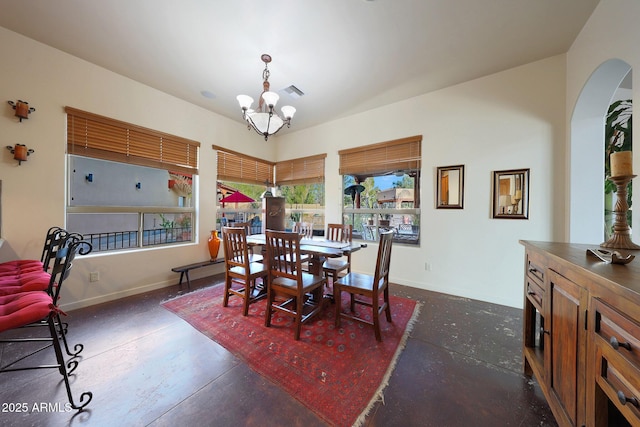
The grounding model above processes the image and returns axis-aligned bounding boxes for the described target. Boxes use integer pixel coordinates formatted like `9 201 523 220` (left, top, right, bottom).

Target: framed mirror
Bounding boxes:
492 168 529 219
436 165 464 209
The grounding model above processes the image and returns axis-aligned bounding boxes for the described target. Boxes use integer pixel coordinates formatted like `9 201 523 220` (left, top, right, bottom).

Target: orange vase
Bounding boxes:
208 230 221 260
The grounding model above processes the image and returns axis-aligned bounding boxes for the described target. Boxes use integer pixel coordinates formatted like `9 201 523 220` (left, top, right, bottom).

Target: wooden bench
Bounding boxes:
171 259 223 290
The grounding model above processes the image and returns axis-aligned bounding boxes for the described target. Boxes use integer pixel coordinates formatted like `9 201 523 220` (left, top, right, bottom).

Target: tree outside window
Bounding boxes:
343 172 420 245
280 183 325 233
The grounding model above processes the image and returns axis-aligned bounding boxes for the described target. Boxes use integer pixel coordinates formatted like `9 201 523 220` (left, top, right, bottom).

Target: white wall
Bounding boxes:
276 55 567 308
0 26 276 310
567 0 640 242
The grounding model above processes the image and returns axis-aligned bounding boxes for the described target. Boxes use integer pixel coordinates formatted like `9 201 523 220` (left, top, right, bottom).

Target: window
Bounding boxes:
339 135 421 245
213 146 274 232
276 154 326 234
66 107 200 252
213 149 326 234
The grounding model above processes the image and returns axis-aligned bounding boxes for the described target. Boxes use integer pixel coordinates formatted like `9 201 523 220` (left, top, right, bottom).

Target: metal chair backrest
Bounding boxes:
40 226 69 270
49 233 92 304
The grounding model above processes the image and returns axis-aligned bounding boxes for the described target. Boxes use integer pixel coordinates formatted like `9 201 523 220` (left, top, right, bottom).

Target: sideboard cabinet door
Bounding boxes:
546 270 588 427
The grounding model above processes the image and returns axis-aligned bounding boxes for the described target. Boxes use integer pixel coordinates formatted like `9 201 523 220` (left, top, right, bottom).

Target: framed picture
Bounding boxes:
492 168 529 219
436 165 464 209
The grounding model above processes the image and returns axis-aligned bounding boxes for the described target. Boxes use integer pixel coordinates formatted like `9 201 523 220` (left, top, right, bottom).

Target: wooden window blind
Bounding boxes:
276 154 326 185
212 145 275 185
66 107 200 175
338 135 422 176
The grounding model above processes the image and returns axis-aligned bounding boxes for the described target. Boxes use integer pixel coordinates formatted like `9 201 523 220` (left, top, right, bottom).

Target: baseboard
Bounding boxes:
59 279 176 312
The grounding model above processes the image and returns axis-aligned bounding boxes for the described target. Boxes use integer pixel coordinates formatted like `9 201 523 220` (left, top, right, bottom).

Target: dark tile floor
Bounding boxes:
0 275 557 426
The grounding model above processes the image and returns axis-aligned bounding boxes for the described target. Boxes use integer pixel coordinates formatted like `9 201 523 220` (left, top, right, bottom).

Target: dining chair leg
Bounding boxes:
374 320 382 341
384 287 392 322
223 276 231 307
294 294 304 340
47 315 93 410
242 281 251 316
372 296 382 342
54 312 84 358
334 287 342 328
264 286 273 328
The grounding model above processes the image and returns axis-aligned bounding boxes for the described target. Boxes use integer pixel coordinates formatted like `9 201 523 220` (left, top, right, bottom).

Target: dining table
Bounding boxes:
245 233 366 303
246 233 365 276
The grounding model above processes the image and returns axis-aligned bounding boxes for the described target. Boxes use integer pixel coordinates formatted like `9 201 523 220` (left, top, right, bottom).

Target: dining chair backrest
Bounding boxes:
48 233 92 304
373 230 394 290
222 226 250 270
326 223 352 243
293 222 313 238
230 221 252 235
40 226 68 269
265 230 302 283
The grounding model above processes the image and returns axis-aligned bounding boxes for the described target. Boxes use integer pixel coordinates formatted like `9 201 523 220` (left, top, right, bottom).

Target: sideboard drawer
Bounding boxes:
595 344 640 424
595 299 640 371
525 277 544 313
526 251 545 284
593 298 640 425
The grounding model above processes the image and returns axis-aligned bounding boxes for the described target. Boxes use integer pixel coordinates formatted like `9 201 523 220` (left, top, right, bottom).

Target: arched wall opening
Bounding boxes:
569 59 632 244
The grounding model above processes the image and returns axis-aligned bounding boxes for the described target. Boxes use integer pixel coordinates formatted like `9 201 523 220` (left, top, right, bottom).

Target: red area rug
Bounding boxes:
162 283 420 427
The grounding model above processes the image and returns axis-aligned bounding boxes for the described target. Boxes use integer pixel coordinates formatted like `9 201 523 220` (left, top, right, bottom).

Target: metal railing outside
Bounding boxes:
84 227 192 252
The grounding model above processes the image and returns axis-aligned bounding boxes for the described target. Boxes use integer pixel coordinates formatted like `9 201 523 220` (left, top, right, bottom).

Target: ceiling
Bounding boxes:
0 0 600 136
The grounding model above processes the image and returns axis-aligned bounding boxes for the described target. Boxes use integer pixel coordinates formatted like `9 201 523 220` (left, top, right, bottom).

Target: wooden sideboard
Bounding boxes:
520 241 640 427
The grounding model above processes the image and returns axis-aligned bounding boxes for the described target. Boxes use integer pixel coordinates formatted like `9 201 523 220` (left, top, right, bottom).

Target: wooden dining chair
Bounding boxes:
222 226 268 316
334 230 394 341
293 222 314 238
230 221 263 262
291 222 313 268
322 223 353 286
264 230 326 340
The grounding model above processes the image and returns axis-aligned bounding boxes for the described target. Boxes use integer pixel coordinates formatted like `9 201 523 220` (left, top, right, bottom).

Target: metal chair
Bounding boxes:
264 230 326 340
0 236 93 410
0 226 68 291
334 230 393 341
0 227 69 301
221 227 268 316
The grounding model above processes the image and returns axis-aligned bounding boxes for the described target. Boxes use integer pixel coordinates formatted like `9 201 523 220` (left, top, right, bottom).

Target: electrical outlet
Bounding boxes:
424 262 432 271
89 271 100 282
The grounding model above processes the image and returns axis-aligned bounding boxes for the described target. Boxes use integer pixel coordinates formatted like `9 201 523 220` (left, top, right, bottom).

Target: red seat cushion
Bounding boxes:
0 259 44 272
0 271 51 295
0 264 44 275
0 291 55 333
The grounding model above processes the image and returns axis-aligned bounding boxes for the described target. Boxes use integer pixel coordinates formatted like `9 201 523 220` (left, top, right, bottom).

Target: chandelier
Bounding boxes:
237 54 296 141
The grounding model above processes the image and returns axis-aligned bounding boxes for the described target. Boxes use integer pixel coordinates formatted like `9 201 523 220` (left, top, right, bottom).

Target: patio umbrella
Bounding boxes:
220 191 255 207
344 184 365 208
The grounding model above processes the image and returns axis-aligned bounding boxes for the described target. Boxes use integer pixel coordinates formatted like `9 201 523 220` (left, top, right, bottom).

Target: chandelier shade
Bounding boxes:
261 91 279 108
236 95 254 110
237 54 296 141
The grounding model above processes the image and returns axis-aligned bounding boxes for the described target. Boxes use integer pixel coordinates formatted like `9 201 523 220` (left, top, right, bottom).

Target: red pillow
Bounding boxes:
0 272 51 295
0 292 55 333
